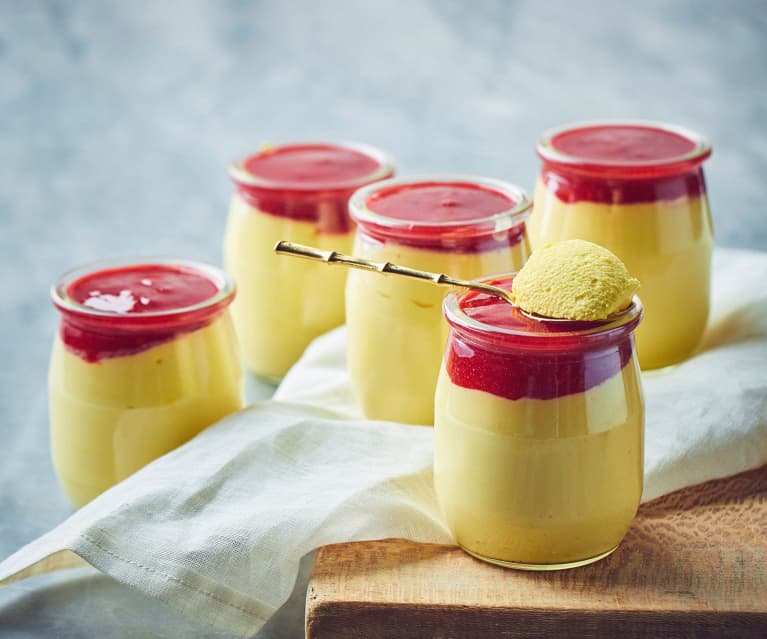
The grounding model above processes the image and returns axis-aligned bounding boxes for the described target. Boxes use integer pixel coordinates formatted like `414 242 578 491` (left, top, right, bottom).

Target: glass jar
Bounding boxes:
225 141 394 382
49 258 244 507
434 275 644 570
529 120 713 370
346 175 532 425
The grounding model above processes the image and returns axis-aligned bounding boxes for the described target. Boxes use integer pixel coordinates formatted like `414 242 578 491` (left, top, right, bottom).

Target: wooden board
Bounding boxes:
306 466 767 638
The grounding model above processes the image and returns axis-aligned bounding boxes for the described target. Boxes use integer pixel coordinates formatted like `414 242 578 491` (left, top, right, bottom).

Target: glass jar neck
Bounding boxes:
230 141 395 234
350 175 532 251
539 163 708 205
536 120 712 180
230 141 395 193
355 219 528 253
444 288 643 355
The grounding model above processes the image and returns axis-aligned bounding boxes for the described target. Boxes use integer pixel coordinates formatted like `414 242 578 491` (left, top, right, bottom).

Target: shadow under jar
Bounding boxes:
225 142 395 382
434 276 644 570
529 120 713 370
346 175 532 426
49 258 244 507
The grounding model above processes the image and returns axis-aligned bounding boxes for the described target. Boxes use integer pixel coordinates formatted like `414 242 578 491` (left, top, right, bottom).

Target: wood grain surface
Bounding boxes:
306 466 767 638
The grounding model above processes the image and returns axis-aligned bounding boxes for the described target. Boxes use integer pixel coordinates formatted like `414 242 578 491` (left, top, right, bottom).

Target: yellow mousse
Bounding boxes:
49 316 243 507
346 239 529 425
511 239 640 321
529 182 712 369
434 360 643 566
224 194 353 381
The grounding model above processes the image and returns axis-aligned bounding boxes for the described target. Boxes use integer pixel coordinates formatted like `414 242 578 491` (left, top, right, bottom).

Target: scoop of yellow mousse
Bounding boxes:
510 239 640 321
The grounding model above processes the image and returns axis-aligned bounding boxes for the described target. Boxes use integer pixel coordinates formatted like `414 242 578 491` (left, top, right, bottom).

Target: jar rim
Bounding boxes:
229 141 395 194
443 274 643 351
536 119 712 179
51 257 235 331
349 174 532 241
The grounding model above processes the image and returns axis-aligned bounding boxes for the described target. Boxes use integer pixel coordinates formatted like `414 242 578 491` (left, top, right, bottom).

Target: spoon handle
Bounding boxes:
274 241 513 303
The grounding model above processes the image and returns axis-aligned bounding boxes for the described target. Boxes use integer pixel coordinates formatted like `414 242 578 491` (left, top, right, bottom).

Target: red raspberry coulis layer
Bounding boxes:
537 123 710 205
539 167 707 205
367 182 513 222
232 143 392 234
355 181 528 252
55 263 230 362
444 277 641 400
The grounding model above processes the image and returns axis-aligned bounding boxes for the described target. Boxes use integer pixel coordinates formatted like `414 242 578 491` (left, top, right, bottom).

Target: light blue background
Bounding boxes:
1 1 765 637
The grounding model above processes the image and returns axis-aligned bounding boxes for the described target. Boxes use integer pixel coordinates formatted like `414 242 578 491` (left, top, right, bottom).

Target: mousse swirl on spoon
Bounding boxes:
510 239 640 321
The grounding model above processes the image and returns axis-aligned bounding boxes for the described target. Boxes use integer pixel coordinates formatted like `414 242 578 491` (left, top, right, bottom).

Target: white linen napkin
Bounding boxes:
1 247 766 637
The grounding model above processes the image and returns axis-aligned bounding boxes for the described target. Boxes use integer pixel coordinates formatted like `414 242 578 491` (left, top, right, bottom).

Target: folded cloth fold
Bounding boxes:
1 247 766 636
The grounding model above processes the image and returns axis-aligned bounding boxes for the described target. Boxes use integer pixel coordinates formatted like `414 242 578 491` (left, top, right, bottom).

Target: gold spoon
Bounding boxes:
274 241 515 304
274 241 628 323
